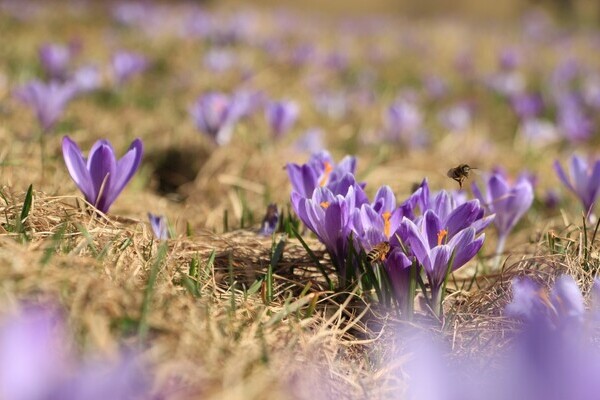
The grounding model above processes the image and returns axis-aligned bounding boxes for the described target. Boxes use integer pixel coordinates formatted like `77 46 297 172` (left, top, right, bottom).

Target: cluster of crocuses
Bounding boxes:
404 275 600 400
288 153 476 313
287 151 537 314
14 41 148 134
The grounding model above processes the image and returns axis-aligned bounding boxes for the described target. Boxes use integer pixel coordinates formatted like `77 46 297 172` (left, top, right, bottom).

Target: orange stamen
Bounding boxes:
437 229 448 246
383 211 392 238
318 162 333 187
320 201 330 209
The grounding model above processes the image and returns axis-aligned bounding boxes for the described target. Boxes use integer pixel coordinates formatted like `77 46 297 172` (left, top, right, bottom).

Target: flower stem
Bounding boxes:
494 234 507 269
39 132 46 183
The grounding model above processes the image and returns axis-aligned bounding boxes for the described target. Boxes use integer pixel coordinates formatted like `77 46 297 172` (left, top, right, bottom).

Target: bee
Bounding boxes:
447 164 475 189
367 241 391 263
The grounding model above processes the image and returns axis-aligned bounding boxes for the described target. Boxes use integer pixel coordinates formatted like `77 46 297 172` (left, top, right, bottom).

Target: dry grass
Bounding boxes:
1 1 600 398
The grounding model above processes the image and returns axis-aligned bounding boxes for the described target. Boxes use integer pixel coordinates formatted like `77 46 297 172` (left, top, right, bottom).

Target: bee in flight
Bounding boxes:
447 164 475 189
367 241 391 263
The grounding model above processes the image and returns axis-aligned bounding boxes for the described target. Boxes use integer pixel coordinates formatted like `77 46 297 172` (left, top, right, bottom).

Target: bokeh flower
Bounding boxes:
554 154 600 217
265 100 299 139
148 213 169 240
111 50 149 85
189 92 237 146
14 79 77 132
39 42 75 81
472 171 534 255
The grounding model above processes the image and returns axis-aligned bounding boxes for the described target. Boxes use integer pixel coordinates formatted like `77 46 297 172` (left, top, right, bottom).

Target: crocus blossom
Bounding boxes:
14 80 77 132
393 214 485 304
111 50 149 85
472 171 534 254
265 100 299 139
0 305 150 400
189 92 236 145
39 42 75 80
286 150 359 199
554 154 600 216
383 99 427 148
258 203 279 236
292 185 358 276
148 213 169 240
62 136 143 213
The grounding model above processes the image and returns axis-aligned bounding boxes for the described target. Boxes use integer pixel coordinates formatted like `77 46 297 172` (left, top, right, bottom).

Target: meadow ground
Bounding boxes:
0 1 599 399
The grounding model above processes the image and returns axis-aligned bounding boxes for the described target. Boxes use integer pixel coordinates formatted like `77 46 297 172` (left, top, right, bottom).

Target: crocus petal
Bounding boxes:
445 200 480 237
87 141 117 212
286 163 318 198
451 232 485 271
106 138 143 207
428 245 452 289
62 136 94 202
372 185 396 214
395 218 431 271
553 160 576 194
551 275 584 319
506 277 543 319
423 210 442 249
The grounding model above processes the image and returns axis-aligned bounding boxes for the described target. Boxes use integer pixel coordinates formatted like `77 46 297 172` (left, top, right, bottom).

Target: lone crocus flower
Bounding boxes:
14 80 77 132
258 203 279 236
148 213 169 240
554 154 600 217
189 92 236 145
62 136 143 213
472 171 534 258
111 50 149 85
265 100 299 139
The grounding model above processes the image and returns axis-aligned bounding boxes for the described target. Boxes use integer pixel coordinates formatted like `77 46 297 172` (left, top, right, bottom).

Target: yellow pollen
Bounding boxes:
320 201 330 209
319 162 333 187
383 211 392 238
437 229 448 246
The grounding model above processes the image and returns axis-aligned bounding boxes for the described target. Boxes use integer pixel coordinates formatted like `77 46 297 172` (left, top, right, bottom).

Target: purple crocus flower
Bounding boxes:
383 99 427 148
39 42 75 80
111 50 149 85
472 171 534 255
556 94 593 143
258 203 279 236
351 186 403 251
265 100 299 139
62 136 143 213
292 185 356 274
510 92 544 120
385 248 413 309
393 215 485 307
506 275 585 330
0 305 151 400
148 213 169 240
0 306 68 400
14 80 77 132
189 92 236 146
286 151 358 199
554 154 600 216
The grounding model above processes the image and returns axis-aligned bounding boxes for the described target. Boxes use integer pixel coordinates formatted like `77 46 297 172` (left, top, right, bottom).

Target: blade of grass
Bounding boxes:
290 225 332 289
138 242 168 341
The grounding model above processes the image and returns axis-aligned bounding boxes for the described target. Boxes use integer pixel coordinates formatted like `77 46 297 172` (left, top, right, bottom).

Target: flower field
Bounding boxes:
1 1 600 399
